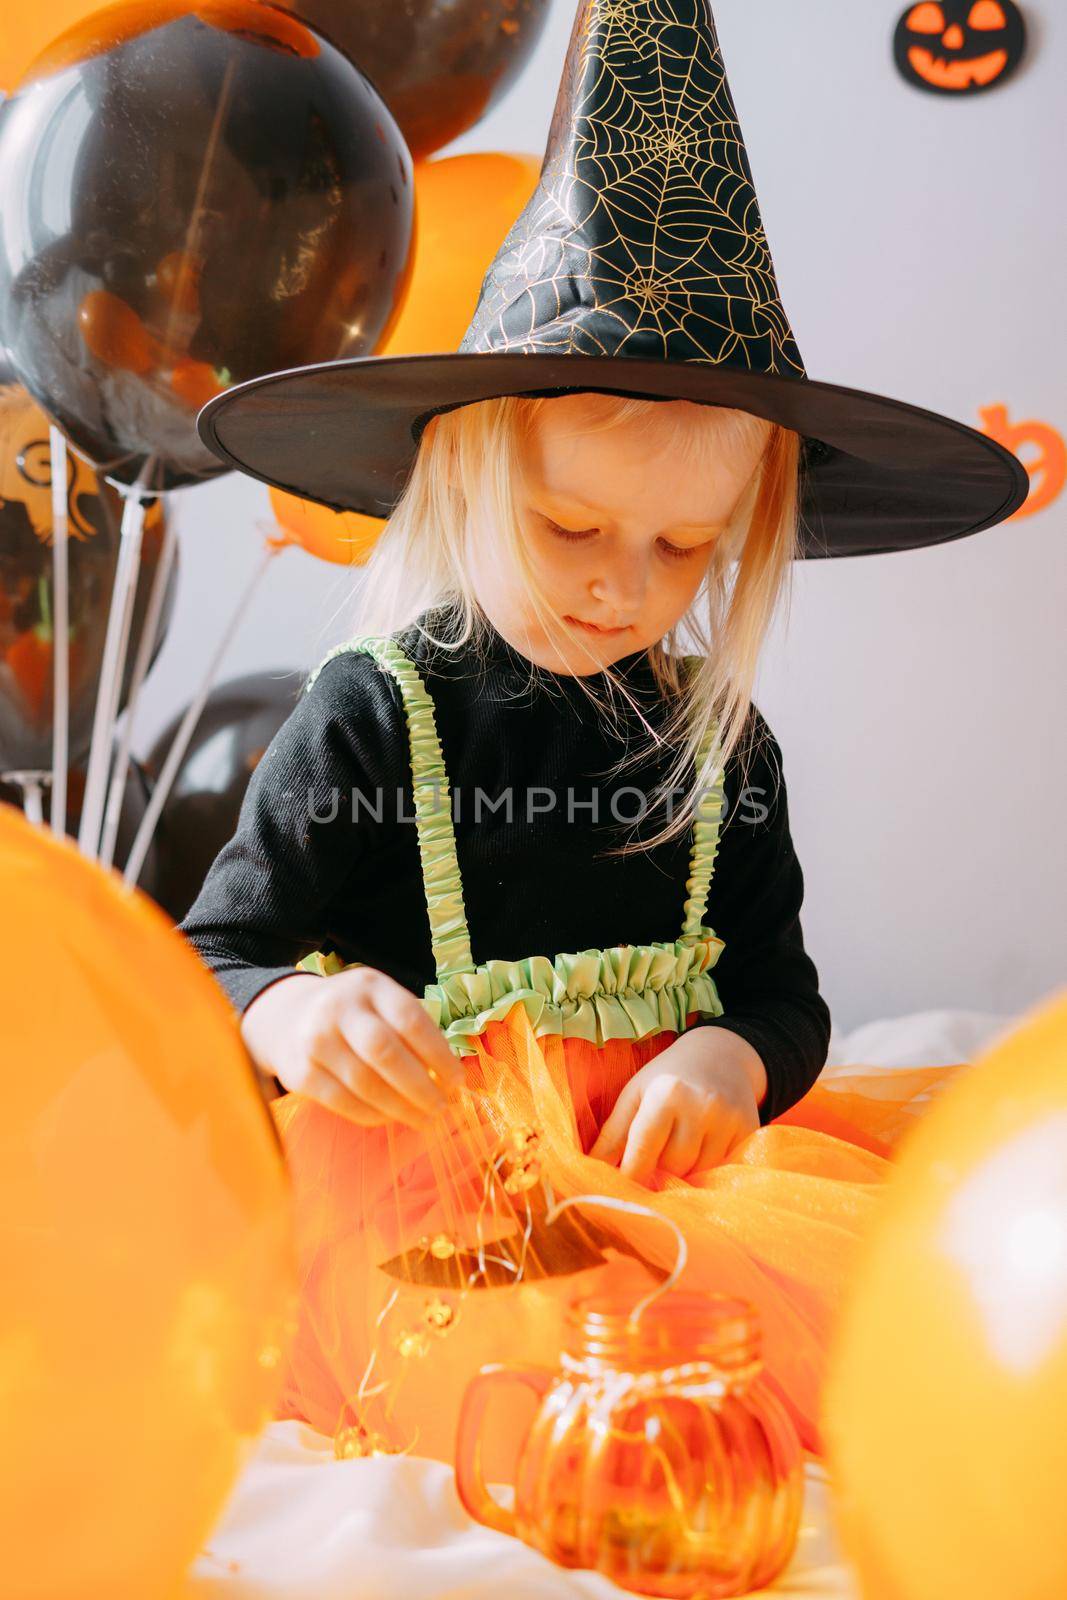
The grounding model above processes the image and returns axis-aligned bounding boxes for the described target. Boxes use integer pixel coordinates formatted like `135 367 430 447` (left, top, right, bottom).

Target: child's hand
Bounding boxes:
240 968 464 1131
587 1029 764 1185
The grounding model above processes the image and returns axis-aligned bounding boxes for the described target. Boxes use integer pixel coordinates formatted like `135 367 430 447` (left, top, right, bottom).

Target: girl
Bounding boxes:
183 389 955 1471
184 0 1024 1472
197 390 818 1161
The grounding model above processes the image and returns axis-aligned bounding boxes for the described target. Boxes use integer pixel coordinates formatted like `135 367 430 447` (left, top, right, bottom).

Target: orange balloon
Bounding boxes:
8 0 320 87
824 988 1067 1600
268 485 384 565
0 803 296 1599
381 150 543 357
268 150 543 544
0 0 96 87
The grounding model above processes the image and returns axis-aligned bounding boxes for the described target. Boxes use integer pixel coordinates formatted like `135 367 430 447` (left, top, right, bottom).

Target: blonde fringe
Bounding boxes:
323 394 805 859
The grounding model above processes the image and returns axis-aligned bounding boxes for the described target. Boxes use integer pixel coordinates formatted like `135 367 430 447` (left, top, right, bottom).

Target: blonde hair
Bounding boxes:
328 393 804 858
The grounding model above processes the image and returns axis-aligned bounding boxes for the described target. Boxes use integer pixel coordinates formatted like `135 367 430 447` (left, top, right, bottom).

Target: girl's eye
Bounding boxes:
543 518 595 543
543 517 707 561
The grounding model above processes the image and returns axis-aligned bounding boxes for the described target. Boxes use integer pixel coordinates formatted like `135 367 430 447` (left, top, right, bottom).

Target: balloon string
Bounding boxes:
99 508 179 870
542 1193 687 1331
122 538 280 888
77 474 152 858
17 773 46 827
48 425 69 837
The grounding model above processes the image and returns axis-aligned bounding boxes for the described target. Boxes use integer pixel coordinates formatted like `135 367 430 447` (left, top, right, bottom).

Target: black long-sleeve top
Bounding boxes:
178 606 832 1124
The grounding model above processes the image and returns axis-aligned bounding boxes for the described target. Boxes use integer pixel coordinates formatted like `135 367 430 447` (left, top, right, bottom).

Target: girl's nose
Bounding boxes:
942 23 965 47
590 560 648 620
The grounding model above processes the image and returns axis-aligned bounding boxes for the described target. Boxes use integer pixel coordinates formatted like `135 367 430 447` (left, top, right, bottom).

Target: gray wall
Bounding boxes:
133 0 1067 1032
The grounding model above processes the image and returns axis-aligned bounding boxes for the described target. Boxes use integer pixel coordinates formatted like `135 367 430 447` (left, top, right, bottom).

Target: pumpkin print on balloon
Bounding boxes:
0 365 176 772
893 2 1026 95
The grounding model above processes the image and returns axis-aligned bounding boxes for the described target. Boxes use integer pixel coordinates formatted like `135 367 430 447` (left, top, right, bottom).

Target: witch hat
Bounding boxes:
197 0 1027 557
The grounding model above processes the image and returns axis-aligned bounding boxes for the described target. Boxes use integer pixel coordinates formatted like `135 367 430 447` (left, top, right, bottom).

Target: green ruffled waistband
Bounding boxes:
297 934 725 1056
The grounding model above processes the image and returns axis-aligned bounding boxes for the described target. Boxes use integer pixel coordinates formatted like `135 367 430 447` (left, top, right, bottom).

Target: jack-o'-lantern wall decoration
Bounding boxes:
894 2 1026 95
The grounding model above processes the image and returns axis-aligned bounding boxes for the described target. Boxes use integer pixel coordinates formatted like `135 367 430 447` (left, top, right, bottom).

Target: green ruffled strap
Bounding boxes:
422 939 725 1057
678 656 725 946
304 635 475 980
300 941 725 1056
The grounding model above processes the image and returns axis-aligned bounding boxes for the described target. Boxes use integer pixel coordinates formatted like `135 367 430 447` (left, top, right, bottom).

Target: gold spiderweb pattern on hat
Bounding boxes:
460 0 807 375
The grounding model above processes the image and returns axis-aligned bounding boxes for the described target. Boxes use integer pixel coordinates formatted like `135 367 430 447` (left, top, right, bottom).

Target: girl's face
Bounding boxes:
472 393 768 676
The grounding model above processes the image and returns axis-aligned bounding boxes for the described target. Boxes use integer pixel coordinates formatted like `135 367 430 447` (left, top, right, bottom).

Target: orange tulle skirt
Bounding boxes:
269 1002 961 1476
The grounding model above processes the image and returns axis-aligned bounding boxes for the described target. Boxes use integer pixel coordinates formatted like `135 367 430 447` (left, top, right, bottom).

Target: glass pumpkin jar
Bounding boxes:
455 1287 804 1598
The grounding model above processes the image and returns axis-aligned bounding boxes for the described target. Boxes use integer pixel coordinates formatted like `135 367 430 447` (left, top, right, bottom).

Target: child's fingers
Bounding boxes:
297 1059 421 1131
614 1081 681 1184
618 1093 675 1186
370 979 465 1092
655 1117 707 1178
335 1009 449 1124
704 1093 762 1165
300 1012 434 1129
691 1124 736 1174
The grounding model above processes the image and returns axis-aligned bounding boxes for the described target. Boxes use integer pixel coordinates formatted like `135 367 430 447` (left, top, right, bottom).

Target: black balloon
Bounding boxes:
0 360 178 773
0 0 414 491
0 750 162 898
279 0 552 160
145 668 303 923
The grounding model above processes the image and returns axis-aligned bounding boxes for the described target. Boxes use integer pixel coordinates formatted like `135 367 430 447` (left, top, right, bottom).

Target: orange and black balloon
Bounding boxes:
271 0 552 162
0 0 415 492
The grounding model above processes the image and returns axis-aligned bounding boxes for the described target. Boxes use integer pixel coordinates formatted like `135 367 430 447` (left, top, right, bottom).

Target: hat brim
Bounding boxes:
197 351 1028 559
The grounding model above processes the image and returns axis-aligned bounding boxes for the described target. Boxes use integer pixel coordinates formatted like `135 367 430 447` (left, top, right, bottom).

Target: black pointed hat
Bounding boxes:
197 0 1027 557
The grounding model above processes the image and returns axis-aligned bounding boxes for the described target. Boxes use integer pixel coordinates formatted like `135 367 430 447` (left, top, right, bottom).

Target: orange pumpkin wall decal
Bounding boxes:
978 405 1066 520
894 2 1026 95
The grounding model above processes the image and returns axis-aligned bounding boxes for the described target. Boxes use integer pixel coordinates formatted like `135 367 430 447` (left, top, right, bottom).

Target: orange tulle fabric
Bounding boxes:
270 1001 962 1474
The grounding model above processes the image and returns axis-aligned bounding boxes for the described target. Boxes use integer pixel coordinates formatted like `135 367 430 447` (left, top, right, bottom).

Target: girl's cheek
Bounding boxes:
671 558 708 605
520 525 561 576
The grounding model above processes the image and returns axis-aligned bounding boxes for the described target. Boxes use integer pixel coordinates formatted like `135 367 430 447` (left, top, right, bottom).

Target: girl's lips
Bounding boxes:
564 614 631 636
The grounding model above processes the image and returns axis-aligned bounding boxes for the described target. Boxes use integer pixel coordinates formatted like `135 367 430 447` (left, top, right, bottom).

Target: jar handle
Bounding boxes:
454 1362 552 1536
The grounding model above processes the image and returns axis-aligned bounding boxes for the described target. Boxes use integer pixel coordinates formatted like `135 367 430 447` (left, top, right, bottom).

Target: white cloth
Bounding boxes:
189 1424 855 1598
825 1007 1012 1070
188 1006 1016 1598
